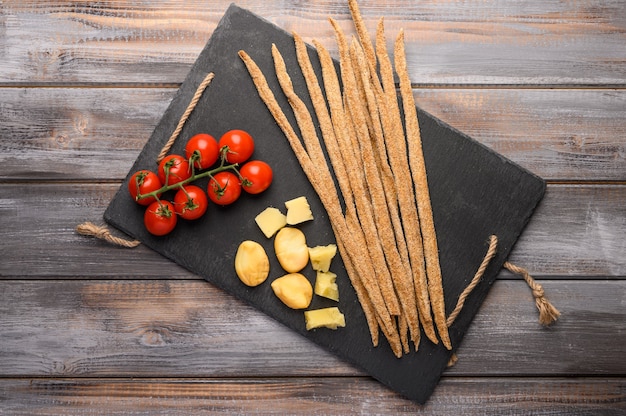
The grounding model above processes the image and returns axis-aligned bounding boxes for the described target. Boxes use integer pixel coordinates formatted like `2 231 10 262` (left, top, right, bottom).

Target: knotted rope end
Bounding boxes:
76 222 140 248
504 261 560 326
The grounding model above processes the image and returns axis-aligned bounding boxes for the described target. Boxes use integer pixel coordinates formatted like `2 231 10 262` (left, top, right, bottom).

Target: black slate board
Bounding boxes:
104 4 546 404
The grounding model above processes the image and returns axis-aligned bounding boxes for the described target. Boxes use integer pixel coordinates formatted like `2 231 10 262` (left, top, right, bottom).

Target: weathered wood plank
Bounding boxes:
1 88 624 181
0 280 623 377
1 0 624 85
0 377 623 415
1 183 624 278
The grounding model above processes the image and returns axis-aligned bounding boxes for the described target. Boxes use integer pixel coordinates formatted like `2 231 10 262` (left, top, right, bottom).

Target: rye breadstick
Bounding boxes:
349 38 422 348
394 29 452 349
374 19 439 345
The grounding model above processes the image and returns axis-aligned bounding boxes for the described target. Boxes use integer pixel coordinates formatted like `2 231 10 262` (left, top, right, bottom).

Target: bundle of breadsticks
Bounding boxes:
239 0 451 357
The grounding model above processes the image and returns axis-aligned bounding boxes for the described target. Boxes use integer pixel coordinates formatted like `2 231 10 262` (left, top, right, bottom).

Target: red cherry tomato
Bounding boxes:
207 171 242 206
128 170 163 206
218 129 255 164
144 200 177 236
240 160 273 194
173 185 208 220
158 154 191 186
185 133 219 170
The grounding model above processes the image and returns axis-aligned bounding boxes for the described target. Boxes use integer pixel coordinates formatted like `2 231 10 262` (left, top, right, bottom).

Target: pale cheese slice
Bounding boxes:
255 207 287 238
314 271 339 301
304 307 346 330
308 244 337 272
285 196 313 225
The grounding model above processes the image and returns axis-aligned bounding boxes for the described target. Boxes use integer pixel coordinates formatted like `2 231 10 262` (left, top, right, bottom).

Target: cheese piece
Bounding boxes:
271 273 313 309
285 196 314 225
274 227 309 273
314 271 339 301
308 244 337 272
234 240 270 287
255 207 287 238
304 307 346 330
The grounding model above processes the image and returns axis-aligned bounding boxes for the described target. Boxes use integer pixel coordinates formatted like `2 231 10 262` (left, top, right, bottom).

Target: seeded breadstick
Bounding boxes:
271 44 329 180
333 220 380 347
329 18 409 321
348 40 414 320
293 33 355 215
313 35 402 322
349 38 422 348
395 29 451 350
348 0 377 75
373 19 439 346
238 49 399 349
311 42 404 347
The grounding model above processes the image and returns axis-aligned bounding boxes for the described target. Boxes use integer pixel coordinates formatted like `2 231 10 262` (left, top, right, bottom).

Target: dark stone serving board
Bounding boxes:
104 4 545 404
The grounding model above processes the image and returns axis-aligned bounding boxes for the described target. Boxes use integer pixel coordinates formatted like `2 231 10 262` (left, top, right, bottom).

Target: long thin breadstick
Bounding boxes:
374 19 439 346
333 220 380 348
395 29 451 350
349 38 422 348
330 19 406 319
293 33 355 216
238 49 401 355
348 0 377 75
312 42 406 348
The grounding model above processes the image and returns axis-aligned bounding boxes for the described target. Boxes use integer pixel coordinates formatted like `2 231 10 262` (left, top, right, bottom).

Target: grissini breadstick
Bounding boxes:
374 18 439 346
311 41 402 342
349 38 422 349
394 29 452 350
293 33 355 216
330 18 409 321
348 0 377 75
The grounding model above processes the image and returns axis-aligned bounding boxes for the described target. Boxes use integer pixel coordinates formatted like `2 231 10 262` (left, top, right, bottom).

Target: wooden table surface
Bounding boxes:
1 1 624 414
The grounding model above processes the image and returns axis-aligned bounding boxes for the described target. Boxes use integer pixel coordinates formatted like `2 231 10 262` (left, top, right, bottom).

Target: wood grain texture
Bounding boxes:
1 183 624 279
1 378 624 415
0 0 624 412
0 280 623 377
1 88 624 181
0 0 624 85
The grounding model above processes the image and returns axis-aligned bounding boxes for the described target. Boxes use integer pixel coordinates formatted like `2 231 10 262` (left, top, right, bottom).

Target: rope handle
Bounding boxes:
76 222 140 248
156 72 215 163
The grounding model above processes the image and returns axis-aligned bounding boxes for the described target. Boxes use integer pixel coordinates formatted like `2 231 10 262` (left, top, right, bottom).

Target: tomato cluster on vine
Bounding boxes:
128 129 273 236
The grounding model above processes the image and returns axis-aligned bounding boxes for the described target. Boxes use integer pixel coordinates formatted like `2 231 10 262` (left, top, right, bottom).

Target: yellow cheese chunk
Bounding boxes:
308 244 337 272
271 273 313 309
314 271 339 301
304 307 346 330
285 196 314 225
234 240 270 287
274 227 309 273
255 207 287 238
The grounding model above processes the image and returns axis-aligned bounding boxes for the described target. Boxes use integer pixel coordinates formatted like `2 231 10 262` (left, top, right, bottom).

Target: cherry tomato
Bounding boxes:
128 170 163 206
218 129 254 164
158 154 191 186
208 171 242 206
185 133 219 170
173 185 208 220
240 160 273 194
144 200 177 236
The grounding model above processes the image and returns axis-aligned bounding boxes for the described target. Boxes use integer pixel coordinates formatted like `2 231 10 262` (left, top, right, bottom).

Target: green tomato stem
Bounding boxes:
137 162 239 201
